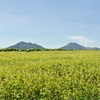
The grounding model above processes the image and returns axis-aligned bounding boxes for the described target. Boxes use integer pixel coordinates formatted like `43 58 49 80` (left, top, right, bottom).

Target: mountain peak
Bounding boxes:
9 41 44 49
67 42 81 46
61 42 85 50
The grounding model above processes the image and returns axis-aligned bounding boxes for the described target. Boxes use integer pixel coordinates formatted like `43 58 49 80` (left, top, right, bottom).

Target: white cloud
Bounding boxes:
69 36 94 46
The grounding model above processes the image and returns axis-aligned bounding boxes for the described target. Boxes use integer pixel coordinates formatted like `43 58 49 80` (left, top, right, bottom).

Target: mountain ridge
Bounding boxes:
8 41 44 49
60 42 86 50
8 41 100 50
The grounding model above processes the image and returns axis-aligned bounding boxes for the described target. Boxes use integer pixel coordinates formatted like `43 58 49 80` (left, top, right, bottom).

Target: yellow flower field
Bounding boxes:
0 51 100 99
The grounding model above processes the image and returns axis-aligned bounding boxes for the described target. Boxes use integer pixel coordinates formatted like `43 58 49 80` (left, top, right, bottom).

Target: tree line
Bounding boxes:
0 48 67 52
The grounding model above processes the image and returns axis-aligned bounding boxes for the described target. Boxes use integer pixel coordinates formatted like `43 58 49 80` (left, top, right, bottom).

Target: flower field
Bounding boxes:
0 51 100 99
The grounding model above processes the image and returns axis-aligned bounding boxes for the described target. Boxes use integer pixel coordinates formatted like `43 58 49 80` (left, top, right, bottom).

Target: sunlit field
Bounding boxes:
0 51 100 99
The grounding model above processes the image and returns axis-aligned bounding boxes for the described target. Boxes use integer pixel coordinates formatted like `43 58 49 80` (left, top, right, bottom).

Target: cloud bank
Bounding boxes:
69 36 94 47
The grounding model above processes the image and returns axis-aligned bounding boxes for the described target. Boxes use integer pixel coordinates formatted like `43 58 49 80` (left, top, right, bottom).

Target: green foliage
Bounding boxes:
0 48 67 52
0 48 99 52
0 51 100 99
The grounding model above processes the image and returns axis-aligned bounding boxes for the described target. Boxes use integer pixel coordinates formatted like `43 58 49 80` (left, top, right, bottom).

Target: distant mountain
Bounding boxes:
8 41 100 50
8 41 44 49
61 42 86 50
61 42 100 50
93 47 100 50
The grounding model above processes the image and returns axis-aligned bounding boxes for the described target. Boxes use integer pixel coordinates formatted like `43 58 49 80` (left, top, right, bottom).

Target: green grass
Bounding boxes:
0 51 100 100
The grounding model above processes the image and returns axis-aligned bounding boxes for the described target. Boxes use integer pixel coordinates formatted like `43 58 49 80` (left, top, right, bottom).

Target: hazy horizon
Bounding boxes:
0 0 100 48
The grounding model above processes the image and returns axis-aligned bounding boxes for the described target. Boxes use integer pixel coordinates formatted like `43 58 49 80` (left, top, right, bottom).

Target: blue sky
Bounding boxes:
0 0 100 48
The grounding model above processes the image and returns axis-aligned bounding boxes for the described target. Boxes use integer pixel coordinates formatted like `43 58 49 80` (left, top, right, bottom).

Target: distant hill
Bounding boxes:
61 42 100 50
8 41 44 49
8 41 100 50
61 42 86 50
93 47 100 50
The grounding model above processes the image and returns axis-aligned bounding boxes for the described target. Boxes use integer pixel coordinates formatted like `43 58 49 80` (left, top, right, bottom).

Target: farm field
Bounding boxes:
0 51 100 100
